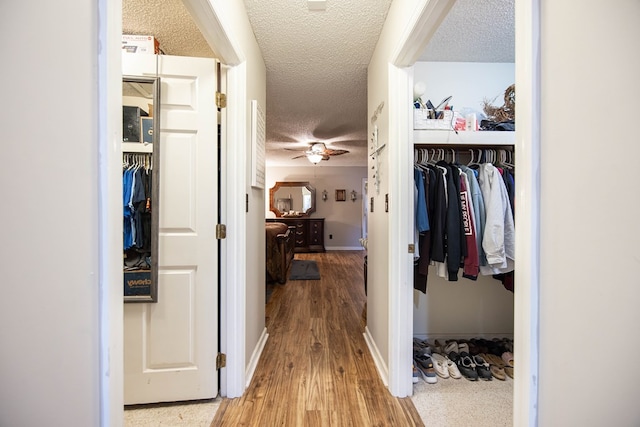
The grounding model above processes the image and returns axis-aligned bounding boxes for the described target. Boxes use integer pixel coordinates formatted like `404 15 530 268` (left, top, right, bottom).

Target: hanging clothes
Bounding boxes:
477 162 515 275
412 146 515 293
122 153 153 270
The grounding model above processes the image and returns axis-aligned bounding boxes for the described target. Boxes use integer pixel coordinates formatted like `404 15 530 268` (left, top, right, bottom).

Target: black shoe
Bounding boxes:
450 351 478 381
458 352 479 381
472 354 493 380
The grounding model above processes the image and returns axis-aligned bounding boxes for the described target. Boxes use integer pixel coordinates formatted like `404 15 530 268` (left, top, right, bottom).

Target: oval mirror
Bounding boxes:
269 181 316 217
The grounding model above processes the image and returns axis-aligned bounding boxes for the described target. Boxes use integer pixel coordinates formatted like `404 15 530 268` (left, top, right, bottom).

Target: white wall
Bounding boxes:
538 1 640 424
266 166 367 249
0 0 103 425
413 277 514 339
414 61 515 118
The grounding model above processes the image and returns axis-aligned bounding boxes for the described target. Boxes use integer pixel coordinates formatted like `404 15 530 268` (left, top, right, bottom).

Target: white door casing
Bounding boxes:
122 53 219 405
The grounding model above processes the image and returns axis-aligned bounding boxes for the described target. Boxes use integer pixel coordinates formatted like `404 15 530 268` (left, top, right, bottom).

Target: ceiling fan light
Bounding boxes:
310 142 326 153
307 152 323 164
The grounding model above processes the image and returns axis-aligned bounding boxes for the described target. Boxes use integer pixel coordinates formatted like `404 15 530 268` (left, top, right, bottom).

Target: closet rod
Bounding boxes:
414 144 514 151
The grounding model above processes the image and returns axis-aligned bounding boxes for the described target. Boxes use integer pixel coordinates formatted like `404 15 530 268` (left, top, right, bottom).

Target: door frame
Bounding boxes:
100 1 247 423
386 0 540 425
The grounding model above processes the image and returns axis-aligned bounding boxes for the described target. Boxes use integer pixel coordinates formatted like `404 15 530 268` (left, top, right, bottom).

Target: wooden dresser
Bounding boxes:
266 218 325 253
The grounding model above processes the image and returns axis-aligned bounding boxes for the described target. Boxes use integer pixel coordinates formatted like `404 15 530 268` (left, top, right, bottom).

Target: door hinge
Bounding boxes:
216 353 226 369
408 244 415 254
216 92 227 109
216 224 227 239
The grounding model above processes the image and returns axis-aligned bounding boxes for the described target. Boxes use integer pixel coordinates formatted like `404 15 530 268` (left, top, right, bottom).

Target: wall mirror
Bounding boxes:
269 181 316 217
122 75 161 302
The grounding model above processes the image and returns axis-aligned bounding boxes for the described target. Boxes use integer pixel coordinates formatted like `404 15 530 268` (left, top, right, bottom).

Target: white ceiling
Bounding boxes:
123 0 514 167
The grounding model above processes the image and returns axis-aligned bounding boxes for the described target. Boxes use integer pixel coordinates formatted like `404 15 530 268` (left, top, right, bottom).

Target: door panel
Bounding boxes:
123 53 218 405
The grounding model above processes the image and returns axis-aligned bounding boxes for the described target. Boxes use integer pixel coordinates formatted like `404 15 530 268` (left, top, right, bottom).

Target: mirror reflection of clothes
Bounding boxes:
123 164 152 270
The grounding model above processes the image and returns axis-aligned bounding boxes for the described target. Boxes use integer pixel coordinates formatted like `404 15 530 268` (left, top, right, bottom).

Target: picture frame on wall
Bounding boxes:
335 189 346 202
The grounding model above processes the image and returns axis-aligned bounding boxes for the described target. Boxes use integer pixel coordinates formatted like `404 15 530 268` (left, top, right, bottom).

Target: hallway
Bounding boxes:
212 251 423 426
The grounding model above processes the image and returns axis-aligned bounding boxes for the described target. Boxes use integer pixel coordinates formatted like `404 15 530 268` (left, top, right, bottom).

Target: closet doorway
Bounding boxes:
386 0 539 424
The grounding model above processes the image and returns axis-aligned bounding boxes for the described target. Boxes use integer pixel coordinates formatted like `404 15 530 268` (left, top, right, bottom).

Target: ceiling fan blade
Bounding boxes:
291 154 307 159
325 149 349 156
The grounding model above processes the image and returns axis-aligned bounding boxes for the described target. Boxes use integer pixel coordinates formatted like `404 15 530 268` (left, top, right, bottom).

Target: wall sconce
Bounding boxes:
322 189 328 201
350 190 357 202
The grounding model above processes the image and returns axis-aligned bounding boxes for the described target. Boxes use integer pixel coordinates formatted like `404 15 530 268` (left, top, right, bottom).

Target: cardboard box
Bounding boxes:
122 35 160 54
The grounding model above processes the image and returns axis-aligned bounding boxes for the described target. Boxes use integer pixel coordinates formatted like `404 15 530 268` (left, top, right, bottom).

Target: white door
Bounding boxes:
123 53 219 405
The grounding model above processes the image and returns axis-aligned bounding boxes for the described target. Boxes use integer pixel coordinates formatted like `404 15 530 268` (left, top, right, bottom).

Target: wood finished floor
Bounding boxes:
211 251 423 426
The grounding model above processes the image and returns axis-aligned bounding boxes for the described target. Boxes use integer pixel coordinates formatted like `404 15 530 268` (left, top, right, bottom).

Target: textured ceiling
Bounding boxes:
420 0 515 63
123 0 514 167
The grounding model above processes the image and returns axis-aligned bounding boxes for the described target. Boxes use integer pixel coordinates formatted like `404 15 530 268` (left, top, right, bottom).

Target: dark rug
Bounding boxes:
288 259 320 280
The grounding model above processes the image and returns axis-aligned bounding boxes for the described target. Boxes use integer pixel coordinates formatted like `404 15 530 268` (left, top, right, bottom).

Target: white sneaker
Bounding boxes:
430 353 450 379
443 354 462 379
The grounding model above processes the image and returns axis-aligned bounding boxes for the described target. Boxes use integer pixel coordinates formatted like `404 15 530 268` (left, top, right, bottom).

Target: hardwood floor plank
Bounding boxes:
211 251 423 426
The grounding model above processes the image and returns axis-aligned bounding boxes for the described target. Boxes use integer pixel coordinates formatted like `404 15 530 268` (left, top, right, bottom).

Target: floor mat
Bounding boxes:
288 259 320 280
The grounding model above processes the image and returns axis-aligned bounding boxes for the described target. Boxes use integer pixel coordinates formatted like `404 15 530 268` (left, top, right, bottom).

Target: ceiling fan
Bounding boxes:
286 142 350 164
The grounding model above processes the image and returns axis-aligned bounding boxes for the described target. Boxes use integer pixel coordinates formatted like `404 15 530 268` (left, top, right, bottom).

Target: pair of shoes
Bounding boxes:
443 340 459 355
414 353 438 384
472 354 493 380
441 353 462 379
413 338 432 356
429 353 450 379
448 350 478 381
502 351 514 367
481 353 507 381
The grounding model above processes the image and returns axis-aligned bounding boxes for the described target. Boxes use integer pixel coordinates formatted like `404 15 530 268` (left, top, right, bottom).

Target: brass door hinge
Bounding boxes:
216 224 227 239
408 244 415 254
216 353 226 369
216 92 227 108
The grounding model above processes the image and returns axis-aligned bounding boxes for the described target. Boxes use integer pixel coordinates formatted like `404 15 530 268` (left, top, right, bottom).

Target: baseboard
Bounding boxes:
363 327 389 387
324 246 365 251
245 327 269 388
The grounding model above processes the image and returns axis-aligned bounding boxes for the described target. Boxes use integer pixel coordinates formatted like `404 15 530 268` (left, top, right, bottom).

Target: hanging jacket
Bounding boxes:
436 161 466 281
477 163 515 274
459 171 479 280
428 165 447 264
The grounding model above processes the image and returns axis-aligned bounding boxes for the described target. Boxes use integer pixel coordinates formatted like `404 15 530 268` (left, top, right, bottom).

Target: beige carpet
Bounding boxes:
124 399 220 426
123 380 511 426
411 376 513 426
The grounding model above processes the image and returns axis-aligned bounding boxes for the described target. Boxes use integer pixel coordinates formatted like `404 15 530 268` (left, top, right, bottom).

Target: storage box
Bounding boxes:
123 106 149 142
141 117 153 144
413 109 462 130
122 35 160 54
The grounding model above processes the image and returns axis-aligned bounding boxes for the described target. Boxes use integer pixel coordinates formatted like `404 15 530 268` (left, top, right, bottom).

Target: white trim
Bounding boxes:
363 328 388 387
99 0 124 424
245 329 269 388
323 246 365 251
386 63 414 398
391 0 455 68
181 0 244 65
223 61 248 399
514 0 540 425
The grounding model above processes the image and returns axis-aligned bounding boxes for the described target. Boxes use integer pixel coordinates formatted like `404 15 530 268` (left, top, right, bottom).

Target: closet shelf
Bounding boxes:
413 130 514 146
123 142 153 153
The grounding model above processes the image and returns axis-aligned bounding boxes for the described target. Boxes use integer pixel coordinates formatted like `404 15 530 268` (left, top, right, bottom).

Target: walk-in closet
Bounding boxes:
409 58 516 425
